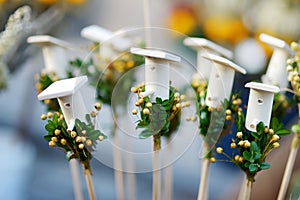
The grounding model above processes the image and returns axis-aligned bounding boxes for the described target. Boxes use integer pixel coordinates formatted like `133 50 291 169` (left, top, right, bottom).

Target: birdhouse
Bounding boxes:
183 37 233 80
37 76 89 131
245 82 280 132
81 25 132 59
260 33 295 89
27 35 74 78
130 48 181 101
203 53 247 108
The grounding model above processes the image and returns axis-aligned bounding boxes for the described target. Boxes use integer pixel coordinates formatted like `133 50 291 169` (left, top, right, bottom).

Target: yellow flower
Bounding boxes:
203 15 249 45
65 0 86 4
0 0 6 4
37 0 57 5
167 5 198 36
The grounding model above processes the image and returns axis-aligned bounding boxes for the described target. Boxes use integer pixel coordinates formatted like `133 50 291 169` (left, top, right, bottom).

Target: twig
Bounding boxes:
244 179 253 200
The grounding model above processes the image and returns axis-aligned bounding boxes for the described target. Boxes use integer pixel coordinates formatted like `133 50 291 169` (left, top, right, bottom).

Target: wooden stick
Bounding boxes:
197 157 210 200
244 179 253 200
237 174 247 200
84 168 96 200
112 119 125 200
163 137 173 200
69 159 84 200
153 135 161 200
125 139 137 200
277 134 299 200
143 0 152 46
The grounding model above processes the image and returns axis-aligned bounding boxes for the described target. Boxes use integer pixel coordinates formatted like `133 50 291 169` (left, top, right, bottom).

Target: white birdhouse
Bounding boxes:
203 53 247 108
130 48 181 101
27 35 74 78
183 37 233 80
37 76 89 131
245 82 280 132
80 25 132 59
260 33 295 89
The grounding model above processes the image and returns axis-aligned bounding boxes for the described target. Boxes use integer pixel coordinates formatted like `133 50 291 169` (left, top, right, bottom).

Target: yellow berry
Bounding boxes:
146 102 152 108
186 117 191 121
60 139 67 145
41 114 47 120
135 101 140 106
230 143 236 149
143 108 150 115
132 109 138 115
94 102 102 111
226 109 232 115
238 141 244 146
180 95 186 101
264 127 269 133
81 137 86 143
51 137 58 142
54 129 61 136
78 143 84 149
268 129 274 135
225 115 232 121
273 142 280 148
47 112 53 118
131 87 138 93
216 147 223 154
210 157 216 163
71 131 77 138
234 155 240 161
174 92 180 98
236 132 243 139
49 141 56 147
238 157 244 162
138 98 144 104
175 103 182 109
272 134 280 142
98 135 104 141
91 111 97 118
244 141 251 148
86 139 92 146
82 130 87 135
76 136 82 143
191 116 197 122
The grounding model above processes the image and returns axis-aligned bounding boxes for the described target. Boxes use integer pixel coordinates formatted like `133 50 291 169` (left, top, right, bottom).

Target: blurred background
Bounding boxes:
0 0 300 199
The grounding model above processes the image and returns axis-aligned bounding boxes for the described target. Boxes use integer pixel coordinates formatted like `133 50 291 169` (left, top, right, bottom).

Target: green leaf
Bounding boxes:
250 141 260 153
88 130 101 140
251 131 259 139
44 135 52 141
156 97 163 104
45 123 55 132
139 129 153 139
275 129 290 136
260 162 270 170
243 151 251 161
253 152 261 160
256 122 265 135
249 163 258 172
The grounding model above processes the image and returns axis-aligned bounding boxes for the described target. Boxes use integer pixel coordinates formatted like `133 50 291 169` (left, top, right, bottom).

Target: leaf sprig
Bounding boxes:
42 112 106 171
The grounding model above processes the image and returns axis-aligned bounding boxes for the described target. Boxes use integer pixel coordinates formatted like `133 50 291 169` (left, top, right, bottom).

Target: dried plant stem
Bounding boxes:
84 168 96 200
153 134 161 200
163 137 173 200
197 157 210 200
69 159 84 200
112 119 125 200
244 179 253 200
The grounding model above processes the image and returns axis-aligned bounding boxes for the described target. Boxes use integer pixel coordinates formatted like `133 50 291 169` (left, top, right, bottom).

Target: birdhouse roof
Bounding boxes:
245 82 280 93
81 25 132 51
130 47 181 62
202 53 246 74
37 76 88 100
259 33 294 56
183 37 233 59
27 35 74 49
